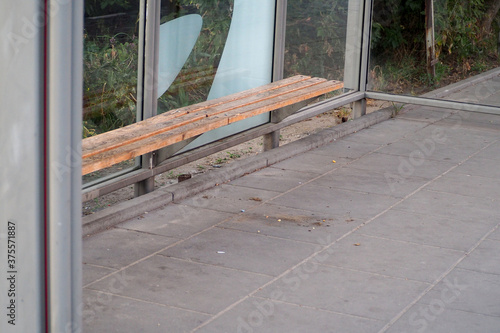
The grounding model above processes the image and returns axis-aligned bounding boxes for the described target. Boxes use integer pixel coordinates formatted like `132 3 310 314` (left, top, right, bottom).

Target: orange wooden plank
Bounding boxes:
82 75 311 158
82 79 343 175
83 77 324 160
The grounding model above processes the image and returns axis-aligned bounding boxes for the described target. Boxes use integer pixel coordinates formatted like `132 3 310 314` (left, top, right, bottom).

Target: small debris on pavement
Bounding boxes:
354 243 361 246
217 251 225 254
177 174 192 182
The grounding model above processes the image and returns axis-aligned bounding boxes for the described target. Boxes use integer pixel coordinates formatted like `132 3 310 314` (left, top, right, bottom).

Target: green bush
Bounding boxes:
83 33 138 137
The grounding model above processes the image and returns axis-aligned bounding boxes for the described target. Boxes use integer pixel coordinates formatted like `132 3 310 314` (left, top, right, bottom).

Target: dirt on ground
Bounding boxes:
82 99 390 215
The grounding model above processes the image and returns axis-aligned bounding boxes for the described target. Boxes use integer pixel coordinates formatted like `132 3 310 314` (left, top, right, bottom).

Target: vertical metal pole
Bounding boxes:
426 0 436 77
272 0 287 82
46 0 83 331
263 0 287 151
69 2 84 331
135 0 160 196
345 0 373 119
0 1 46 331
136 0 147 122
344 0 364 92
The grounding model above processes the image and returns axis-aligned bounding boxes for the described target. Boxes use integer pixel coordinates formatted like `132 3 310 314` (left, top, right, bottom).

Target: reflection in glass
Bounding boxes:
157 0 275 151
83 1 140 136
157 1 234 114
83 1 141 184
285 0 349 82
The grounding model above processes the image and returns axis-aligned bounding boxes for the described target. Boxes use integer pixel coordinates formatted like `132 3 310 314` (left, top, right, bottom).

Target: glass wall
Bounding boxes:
82 0 355 186
83 1 141 136
157 0 274 112
83 1 142 184
156 0 276 151
369 0 500 107
285 0 349 82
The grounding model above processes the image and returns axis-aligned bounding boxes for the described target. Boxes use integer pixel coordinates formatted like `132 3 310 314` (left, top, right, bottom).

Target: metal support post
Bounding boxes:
263 0 287 151
345 0 373 119
135 0 160 196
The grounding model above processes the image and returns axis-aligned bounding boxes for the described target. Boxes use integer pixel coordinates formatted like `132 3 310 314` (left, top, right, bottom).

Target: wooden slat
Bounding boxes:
83 77 327 160
82 75 311 158
82 79 343 175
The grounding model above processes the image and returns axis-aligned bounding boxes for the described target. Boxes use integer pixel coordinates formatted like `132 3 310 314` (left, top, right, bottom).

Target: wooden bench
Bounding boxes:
82 75 343 175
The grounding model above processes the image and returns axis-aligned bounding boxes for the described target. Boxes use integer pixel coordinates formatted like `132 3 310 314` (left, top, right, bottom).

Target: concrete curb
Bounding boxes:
82 108 394 236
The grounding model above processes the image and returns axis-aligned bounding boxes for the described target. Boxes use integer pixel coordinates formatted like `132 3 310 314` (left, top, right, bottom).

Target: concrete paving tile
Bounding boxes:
433 111 500 132
342 118 428 145
256 264 429 321
426 172 500 199
435 117 500 133
489 227 500 241
406 123 497 148
310 166 428 198
271 151 345 174
88 255 270 315
444 110 500 126
83 228 178 269
397 107 454 123
197 296 383 333
220 203 360 244
348 152 455 180
268 184 400 221
308 139 382 159
360 209 492 251
395 190 498 225
376 138 482 164
320 234 463 283
160 228 317 276
82 289 210 333
474 141 500 161
419 269 500 317
83 264 116 286
229 167 320 193
453 155 500 179
484 93 500 106
118 203 234 239
457 239 500 275
178 184 281 214
386 305 500 333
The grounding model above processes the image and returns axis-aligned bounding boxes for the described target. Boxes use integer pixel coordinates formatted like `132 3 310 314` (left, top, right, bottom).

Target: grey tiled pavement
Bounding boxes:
83 105 500 332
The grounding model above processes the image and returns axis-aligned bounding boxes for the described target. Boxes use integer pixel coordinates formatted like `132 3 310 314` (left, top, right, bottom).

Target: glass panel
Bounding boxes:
285 0 349 82
83 1 141 185
157 0 275 150
369 0 500 107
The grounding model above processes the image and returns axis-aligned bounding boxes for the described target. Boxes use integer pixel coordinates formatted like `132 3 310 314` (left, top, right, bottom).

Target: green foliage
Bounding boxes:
435 0 486 61
371 0 424 54
83 33 138 136
285 0 348 80
371 0 499 94
85 0 134 17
